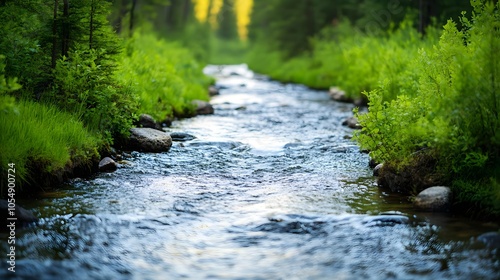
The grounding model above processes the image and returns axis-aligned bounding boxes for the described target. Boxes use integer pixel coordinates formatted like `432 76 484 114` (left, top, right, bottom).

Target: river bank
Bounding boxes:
247 2 500 220
1 64 498 279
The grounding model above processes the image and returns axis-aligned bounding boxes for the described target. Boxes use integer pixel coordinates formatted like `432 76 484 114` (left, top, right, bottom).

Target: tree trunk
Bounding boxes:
182 0 192 24
51 0 59 69
419 0 435 34
305 0 315 37
129 0 137 36
89 0 94 49
61 0 70 57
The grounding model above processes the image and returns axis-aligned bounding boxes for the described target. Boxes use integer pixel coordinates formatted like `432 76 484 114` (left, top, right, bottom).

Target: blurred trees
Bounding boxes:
217 0 238 39
248 0 473 57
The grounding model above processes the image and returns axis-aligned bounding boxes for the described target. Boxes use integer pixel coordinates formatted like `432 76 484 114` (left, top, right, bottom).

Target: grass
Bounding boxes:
0 99 100 194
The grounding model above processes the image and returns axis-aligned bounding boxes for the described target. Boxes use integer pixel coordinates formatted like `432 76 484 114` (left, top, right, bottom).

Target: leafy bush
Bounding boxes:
354 1 500 216
47 47 139 144
117 32 212 121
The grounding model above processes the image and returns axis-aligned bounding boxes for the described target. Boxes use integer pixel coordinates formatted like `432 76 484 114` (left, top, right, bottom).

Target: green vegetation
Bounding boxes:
248 19 439 98
0 99 100 192
246 0 499 218
0 0 212 195
355 2 500 217
117 32 211 121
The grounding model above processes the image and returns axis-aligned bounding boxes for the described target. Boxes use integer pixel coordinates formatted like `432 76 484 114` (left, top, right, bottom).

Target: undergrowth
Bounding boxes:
0 99 100 194
117 32 213 122
354 1 500 218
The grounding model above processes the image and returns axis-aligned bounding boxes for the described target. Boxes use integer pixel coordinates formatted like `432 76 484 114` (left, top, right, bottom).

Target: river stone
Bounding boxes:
0 199 38 227
208 85 219 96
414 186 452 212
192 100 214 115
129 128 172 152
342 116 361 129
170 132 196 142
373 163 383 176
99 157 117 172
329 87 353 103
138 114 162 130
477 231 500 249
369 158 379 168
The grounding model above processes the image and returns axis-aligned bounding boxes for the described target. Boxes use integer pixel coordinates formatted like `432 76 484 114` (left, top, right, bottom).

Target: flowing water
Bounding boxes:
2 65 499 279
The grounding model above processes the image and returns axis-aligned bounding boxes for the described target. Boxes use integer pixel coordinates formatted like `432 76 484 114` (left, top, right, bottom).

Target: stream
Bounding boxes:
2 64 499 279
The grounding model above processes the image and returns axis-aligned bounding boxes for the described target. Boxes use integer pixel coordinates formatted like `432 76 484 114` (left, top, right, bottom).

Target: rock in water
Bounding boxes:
138 114 160 130
342 116 361 129
0 199 38 227
99 157 117 172
477 232 500 249
373 163 383 176
170 132 196 142
192 100 214 115
208 85 219 96
329 87 353 103
129 128 173 152
414 186 452 212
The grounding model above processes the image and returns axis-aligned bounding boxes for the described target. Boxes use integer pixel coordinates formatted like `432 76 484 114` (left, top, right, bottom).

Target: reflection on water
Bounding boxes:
1 64 498 279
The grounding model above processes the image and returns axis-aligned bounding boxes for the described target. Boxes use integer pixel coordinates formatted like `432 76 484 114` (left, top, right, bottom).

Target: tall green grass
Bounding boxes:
247 19 439 99
0 100 100 192
117 32 213 121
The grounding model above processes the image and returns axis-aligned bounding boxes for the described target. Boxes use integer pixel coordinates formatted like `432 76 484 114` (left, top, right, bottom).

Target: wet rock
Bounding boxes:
377 154 444 194
342 116 361 129
0 199 37 227
373 163 383 176
362 215 409 227
138 114 161 130
208 85 219 96
99 157 117 172
353 97 368 107
161 118 173 128
170 132 196 142
128 128 172 152
477 231 500 249
414 186 452 212
192 100 214 115
329 87 353 103
369 158 379 168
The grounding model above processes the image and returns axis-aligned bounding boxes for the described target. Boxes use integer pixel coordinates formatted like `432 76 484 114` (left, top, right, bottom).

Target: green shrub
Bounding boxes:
117 32 212 121
354 1 500 216
46 47 138 144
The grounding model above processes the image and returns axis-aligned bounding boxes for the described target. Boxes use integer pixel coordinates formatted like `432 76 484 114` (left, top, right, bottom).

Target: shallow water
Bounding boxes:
2 64 499 279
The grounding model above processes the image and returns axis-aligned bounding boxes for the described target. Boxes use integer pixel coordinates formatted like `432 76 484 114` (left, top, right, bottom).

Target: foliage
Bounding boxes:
0 55 21 113
117 32 212 122
0 0 213 195
0 99 100 193
47 47 139 143
248 18 439 98
354 1 500 216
